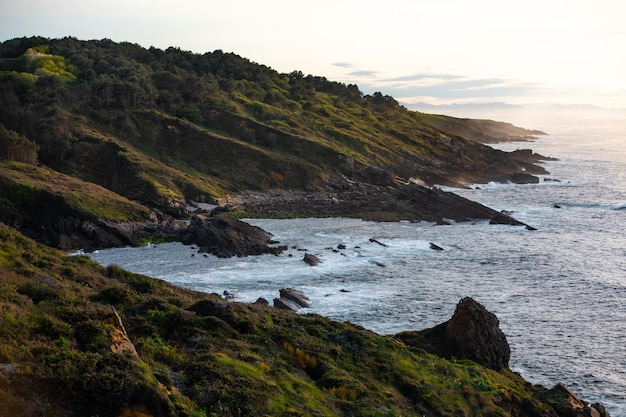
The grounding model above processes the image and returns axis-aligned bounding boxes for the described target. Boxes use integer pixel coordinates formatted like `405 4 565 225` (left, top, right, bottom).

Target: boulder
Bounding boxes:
181 213 287 258
273 288 311 311
273 297 302 311
395 297 510 370
539 383 611 417
104 308 138 357
279 288 311 308
303 253 321 266
490 211 533 229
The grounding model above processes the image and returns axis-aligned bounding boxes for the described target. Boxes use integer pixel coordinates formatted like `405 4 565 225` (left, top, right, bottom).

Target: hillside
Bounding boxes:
0 224 608 417
0 36 612 417
0 36 551 249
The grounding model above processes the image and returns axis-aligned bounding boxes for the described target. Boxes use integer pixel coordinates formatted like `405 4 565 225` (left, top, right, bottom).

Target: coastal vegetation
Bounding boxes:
0 37 545 226
0 36 603 416
0 224 601 416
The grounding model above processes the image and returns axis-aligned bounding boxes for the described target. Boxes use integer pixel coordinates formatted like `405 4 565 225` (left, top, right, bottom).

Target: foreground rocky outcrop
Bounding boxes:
273 288 311 311
180 213 287 257
396 297 511 370
395 297 611 417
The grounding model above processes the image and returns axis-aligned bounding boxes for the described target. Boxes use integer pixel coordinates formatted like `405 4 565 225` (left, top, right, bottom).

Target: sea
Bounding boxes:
83 114 626 415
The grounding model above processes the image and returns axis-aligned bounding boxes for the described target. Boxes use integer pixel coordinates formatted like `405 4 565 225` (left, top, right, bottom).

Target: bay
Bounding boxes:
85 117 626 415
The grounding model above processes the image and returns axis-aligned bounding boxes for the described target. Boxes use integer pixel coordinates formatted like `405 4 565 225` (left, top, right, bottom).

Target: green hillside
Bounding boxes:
1 37 547 226
0 224 594 416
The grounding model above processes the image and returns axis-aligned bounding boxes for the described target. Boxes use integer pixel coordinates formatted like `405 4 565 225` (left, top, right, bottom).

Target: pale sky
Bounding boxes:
2 0 626 109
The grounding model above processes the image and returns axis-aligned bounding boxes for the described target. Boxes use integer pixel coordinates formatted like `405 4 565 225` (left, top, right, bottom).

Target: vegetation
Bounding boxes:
0 224 581 416
0 36 575 416
0 36 540 227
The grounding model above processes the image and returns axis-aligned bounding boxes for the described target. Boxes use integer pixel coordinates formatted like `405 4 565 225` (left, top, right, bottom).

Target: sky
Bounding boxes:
2 0 626 111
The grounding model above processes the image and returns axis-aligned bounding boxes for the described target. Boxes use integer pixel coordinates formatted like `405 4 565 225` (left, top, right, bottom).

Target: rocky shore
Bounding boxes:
223 174 534 225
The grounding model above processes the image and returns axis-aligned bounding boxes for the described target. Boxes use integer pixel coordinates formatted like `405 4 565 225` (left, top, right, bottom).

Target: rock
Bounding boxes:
395 297 510 370
429 242 444 251
303 253 321 266
279 288 310 308
539 383 611 417
490 211 534 229
337 244 346 250
273 288 311 311
368 260 386 267
104 308 138 357
180 213 287 258
224 176 535 225
273 297 302 311
254 297 269 306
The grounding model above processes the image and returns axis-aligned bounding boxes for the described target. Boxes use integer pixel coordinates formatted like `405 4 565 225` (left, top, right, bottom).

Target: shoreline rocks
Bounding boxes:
180 213 287 258
224 176 537 229
273 288 310 311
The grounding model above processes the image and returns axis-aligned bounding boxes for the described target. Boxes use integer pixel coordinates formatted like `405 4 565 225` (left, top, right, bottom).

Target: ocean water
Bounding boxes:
85 117 626 415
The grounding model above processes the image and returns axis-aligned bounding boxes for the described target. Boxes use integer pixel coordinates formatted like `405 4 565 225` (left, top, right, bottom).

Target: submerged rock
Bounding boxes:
395 297 510 370
429 242 444 251
303 253 321 266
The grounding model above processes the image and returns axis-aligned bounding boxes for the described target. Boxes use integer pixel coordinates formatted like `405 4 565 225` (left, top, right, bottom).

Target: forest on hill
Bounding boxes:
0 36 546 217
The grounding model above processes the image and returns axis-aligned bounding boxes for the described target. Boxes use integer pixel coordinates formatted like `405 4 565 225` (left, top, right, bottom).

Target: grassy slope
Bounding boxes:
0 160 152 222
0 223 577 417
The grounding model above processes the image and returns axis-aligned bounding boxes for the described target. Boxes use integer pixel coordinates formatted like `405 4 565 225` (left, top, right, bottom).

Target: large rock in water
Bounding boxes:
180 213 286 258
395 297 510 370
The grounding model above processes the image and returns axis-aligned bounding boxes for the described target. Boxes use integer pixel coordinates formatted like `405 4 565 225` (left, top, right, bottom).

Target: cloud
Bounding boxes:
336 69 549 105
383 73 464 82
332 62 353 68
347 70 379 77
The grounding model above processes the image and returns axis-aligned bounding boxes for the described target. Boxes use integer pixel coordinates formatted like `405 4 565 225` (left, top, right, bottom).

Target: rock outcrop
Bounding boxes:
104 308 138 357
539 383 611 417
180 213 287 258
273 288 310 311
395 297 510 370
225 177 537 228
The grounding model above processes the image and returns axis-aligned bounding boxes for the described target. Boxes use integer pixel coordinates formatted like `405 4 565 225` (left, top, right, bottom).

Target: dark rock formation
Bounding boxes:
395 297 510 370
273 297 302 311
180 213 287 258
273 288 311 311
303 253 321 266
279 288 311 308
539 383 611 417
226 177 537 229
429 242 444 251
489 211 531 228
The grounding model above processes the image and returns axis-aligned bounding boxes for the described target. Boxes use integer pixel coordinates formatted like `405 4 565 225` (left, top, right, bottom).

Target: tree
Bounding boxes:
0 123 39 164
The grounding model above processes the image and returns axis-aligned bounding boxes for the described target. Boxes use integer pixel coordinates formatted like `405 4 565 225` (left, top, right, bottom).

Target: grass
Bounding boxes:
0 160 151 222
0 223 593 416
